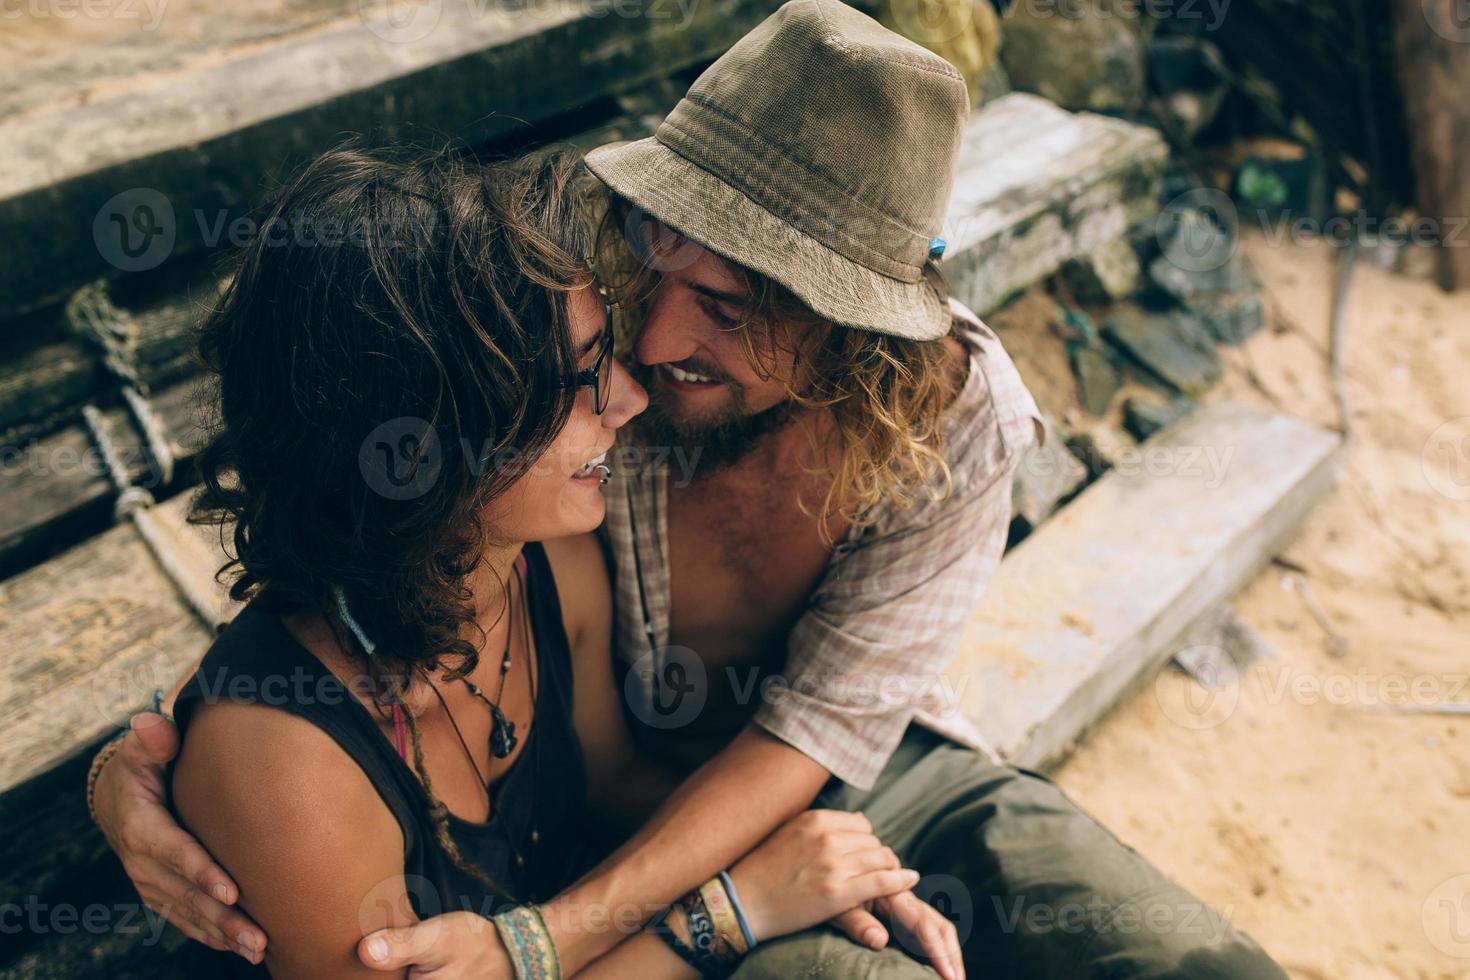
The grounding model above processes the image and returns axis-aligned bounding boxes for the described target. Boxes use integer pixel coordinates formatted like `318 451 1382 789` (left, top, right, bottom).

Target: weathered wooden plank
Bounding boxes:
0 493 232 952
0 277 215 443
0 375 211 579
943 93 1169 316
0 2 790 317
0 404 142 580
0 341 105 443
135 489 243 631
0 520 214 793
950 402 1340 769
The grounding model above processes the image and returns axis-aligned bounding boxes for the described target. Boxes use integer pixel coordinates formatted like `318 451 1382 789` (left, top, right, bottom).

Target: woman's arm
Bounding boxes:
173 699 414 979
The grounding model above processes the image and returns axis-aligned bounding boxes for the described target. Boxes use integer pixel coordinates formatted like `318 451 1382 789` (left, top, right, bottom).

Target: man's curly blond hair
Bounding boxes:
593 193 961 537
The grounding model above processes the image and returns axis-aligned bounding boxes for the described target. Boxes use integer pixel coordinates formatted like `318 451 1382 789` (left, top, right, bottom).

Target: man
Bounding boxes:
92 2 1286 976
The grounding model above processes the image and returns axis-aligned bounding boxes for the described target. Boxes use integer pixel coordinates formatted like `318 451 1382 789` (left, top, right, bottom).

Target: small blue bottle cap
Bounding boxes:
928 236 947 259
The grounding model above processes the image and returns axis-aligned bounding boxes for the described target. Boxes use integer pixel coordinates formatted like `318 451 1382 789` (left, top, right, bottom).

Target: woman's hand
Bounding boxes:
726 809 918 943
93 712 266 962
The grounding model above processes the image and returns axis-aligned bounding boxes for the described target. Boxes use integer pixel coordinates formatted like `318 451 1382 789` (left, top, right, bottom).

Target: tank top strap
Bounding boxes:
172 605 430 860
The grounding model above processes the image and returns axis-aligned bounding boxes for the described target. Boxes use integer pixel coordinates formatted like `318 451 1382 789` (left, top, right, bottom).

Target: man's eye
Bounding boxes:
700 299 739 328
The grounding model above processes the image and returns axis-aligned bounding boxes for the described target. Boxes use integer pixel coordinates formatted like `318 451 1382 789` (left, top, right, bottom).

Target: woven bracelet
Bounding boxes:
492 905 561 980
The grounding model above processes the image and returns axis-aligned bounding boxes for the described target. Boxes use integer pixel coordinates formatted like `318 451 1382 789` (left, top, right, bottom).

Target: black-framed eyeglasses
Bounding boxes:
557 294 615 414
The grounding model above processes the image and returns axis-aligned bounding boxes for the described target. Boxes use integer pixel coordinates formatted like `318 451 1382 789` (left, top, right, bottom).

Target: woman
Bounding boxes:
164 146 918 978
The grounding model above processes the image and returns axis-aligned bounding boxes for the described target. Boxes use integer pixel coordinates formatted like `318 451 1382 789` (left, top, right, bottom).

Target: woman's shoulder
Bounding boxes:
172 602 404 847
173 691 389 830
172 697 409 973
174 693 364 793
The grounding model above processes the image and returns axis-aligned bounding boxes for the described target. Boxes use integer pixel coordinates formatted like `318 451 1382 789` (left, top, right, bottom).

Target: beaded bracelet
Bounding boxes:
492 905 561 980
85 690 170 825
85 730 130 825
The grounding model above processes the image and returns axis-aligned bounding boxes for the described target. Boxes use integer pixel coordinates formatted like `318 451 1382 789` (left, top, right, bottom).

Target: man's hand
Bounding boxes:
358 912 513 978
94 712 266 963
831 889 963 980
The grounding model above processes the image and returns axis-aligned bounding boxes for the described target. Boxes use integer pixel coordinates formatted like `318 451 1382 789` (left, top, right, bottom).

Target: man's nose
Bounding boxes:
633 295 700 367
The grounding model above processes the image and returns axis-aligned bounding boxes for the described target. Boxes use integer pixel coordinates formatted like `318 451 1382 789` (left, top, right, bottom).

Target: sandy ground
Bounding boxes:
994 230 1470 979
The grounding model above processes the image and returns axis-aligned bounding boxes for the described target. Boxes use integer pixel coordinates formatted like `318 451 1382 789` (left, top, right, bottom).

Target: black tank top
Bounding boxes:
171 541 588 978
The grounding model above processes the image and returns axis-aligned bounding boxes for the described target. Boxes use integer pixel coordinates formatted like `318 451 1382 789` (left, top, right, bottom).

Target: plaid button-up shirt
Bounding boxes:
600 299 1043 789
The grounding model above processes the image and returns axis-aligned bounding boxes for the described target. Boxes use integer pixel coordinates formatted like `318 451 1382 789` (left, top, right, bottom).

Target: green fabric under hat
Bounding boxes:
586 0 969 342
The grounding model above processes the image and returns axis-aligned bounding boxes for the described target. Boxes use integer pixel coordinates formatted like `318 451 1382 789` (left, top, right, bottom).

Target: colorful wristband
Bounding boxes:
492 905 561 980
698 877 748 956
718 871 758 951
679 890 740 977
648 907 707 974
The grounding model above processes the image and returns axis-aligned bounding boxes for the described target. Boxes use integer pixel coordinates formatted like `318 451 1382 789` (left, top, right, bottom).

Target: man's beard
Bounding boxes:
628 360 798 474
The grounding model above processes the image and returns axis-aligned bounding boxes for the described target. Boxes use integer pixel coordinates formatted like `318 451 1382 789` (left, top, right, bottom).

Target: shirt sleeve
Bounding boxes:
753 321 1043 789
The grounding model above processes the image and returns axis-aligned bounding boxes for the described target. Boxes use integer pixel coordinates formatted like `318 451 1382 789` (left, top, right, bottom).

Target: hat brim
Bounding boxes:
585 138 949 342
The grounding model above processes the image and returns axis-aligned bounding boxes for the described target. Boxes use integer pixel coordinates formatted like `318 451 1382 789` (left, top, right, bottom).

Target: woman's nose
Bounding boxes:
601 357 647 429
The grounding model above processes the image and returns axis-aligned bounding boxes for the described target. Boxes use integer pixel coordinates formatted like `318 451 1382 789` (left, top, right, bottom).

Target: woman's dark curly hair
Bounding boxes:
192 146 593 680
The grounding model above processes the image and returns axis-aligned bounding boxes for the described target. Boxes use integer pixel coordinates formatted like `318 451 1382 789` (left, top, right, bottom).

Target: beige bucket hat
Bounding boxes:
585 0 969 342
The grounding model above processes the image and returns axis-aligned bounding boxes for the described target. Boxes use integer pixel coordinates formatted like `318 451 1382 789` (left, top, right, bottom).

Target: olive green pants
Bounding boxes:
732 728 1286 980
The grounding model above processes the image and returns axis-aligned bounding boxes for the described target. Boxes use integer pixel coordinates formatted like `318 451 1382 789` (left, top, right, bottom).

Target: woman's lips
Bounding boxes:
571 450 610 484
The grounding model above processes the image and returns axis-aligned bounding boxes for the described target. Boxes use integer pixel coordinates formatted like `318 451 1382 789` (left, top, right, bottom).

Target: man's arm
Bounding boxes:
540 532 833 972
90 659 268 962
547 725 830 971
